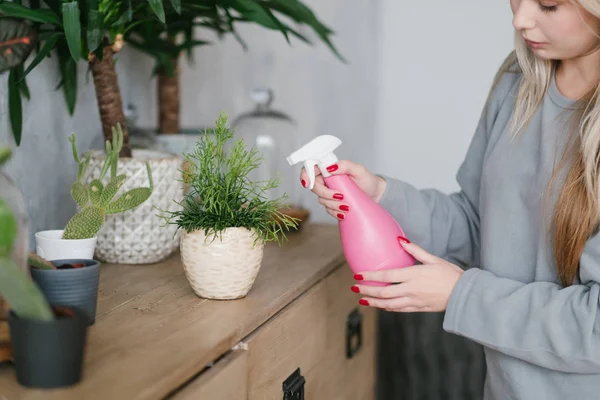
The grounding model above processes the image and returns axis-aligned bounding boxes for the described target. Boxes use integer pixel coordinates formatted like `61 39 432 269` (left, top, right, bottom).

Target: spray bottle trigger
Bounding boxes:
304 160 318 190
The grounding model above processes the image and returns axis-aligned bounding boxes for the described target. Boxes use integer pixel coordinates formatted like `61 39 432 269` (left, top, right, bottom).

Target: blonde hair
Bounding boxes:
492 1 600 286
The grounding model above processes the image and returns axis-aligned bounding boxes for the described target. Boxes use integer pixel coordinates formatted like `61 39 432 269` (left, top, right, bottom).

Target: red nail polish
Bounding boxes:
327 164 338 173
333 193 344 200
354 274 364 280
337 213 345 220
340 205 350 211
398 236 410 244
301 179 306 188
359 299 369 306
351 285 360 293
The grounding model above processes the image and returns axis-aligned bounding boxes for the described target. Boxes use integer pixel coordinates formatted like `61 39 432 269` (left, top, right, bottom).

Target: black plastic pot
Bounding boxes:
30 259 100 325
8 307 88 388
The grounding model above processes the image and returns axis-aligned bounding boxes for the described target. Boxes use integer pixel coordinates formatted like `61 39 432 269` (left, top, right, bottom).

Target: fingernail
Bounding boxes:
354 274 364 280
301 179 307 188
327 164 338 173
340 205 349 211
359 299 369 306
398 236 410 244
333 193 344 200
337 213 345 220
351 285 360 293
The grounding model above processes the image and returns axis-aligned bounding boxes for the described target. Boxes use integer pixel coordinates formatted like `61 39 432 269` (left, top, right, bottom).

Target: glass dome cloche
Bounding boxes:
231 88 309 229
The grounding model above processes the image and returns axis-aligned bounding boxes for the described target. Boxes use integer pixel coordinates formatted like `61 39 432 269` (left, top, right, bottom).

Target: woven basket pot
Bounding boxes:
180 228 264 300
83 149 185 264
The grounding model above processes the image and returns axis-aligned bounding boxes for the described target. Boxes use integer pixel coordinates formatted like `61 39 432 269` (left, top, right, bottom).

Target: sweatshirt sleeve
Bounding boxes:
377 73 517 267
443 232 600 373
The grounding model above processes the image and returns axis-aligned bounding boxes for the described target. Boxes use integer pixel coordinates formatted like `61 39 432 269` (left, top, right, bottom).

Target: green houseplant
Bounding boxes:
0 0 187 265
0 148 88 389
160 112 298 299
125 0 344 135
0 0 175 152
34 125 153 261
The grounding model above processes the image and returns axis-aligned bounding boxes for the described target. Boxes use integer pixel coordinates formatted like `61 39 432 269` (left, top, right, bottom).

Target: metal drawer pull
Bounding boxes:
283 367 305 400
346 308 363 359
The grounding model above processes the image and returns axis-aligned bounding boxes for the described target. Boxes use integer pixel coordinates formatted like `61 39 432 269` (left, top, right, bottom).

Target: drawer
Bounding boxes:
245 279 328 400
306 264 376 399
170 350 247 400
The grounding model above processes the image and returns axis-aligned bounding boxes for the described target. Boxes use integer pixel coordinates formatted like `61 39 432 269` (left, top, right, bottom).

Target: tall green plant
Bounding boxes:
0 17 38 146
160 111 299 244
0 0 175 154
125 0 344 134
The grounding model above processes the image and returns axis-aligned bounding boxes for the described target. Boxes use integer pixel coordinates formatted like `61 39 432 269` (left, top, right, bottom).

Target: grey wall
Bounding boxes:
0 0 380 247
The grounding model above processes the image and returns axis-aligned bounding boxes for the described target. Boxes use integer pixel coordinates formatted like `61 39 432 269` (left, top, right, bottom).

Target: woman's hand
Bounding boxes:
351 239 464 312
299 160 387 220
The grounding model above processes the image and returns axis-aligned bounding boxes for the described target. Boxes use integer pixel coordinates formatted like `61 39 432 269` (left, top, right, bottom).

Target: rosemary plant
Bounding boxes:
161 112 299 245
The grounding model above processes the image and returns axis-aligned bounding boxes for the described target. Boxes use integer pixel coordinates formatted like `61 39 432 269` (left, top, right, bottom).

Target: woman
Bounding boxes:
301 1 600 398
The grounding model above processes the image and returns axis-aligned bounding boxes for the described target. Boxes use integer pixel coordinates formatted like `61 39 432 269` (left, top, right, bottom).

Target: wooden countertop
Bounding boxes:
0 223 344 400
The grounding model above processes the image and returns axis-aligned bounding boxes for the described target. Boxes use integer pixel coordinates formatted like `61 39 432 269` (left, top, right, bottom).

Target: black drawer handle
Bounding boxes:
346 308 363 359
283 367 305 400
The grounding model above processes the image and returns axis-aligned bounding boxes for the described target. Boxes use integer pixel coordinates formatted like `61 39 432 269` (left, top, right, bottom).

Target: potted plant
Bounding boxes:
28 254 101 326
160 112 299 300
0 148 88 389
125 0 344 136
0 0 187 264
35 125 153 261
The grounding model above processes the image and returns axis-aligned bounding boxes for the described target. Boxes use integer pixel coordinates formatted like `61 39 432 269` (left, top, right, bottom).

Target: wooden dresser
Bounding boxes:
0 223 376 399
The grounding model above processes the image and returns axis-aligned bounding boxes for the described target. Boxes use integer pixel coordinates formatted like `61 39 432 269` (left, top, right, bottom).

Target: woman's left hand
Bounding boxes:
352 239 464 312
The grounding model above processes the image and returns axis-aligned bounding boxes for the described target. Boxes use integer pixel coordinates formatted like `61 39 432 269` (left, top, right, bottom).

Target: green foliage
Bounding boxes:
62 124 153 239
125 0 344 79
159 112 299 245
0 147 54 321
0 0 177 145
0 258 54 321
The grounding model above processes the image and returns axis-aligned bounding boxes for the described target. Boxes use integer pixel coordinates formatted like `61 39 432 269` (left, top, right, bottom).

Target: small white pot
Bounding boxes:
180 227 264 300
35 230 97 261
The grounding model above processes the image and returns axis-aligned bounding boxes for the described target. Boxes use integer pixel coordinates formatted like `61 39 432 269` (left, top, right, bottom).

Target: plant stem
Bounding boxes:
89 45 132 157
158 56 180 134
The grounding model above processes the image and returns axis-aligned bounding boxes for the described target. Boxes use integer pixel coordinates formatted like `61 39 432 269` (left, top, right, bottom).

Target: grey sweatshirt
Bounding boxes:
378 67 600 400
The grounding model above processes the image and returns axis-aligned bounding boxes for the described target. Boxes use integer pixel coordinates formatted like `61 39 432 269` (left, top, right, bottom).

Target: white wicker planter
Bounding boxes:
180 228 264 300
83 149 185 264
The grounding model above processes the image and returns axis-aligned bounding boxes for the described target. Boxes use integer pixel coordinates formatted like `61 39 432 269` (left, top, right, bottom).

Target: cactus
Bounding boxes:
62 124 153 240
27 253 56 270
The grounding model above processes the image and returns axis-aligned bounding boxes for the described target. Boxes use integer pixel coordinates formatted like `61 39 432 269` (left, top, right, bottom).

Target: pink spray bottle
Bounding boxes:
287 135 416 286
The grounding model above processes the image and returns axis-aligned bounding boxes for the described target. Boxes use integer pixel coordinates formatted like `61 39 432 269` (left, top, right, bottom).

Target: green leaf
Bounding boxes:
0 17 38 73
88 179 104 206
232 0 287 39
266 0 344 62
62 1 82 61
21 32 62 80
0 257 54 322
169 0 181 14
87 10 104 52
58 48 78 114
146 0 165 24
0 3 61 25
70 181 89 208
8 69 22 146
13 65 29 99
0 199 17 258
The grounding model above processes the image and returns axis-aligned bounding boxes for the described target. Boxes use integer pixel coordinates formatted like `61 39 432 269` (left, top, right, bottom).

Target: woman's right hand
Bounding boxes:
299 160 387 220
